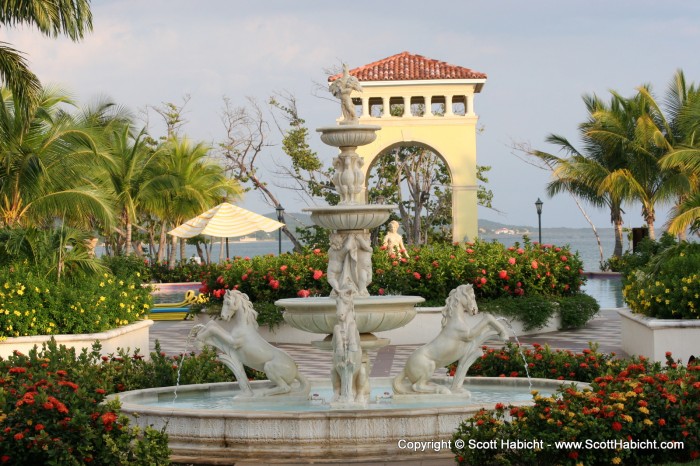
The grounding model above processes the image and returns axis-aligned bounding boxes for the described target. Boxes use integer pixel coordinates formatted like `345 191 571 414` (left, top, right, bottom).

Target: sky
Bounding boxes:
5 0 700 229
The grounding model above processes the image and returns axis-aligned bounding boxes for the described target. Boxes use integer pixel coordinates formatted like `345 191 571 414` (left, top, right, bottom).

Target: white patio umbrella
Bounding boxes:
168 203 285 259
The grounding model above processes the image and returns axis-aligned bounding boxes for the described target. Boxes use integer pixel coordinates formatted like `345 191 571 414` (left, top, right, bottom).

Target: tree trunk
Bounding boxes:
169 234 178 268
157 221 167 263
125 218 133 255
180 237 186 262
613 219 624 257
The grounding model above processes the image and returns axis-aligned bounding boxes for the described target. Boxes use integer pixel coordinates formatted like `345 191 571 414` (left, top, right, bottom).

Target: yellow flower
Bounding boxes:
644 419 653 426
612 458 622 464
638 406 649 415
99 296 106 302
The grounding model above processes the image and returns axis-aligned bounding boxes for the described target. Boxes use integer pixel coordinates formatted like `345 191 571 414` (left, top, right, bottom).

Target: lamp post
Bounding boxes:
276 204 284 255
535 198 543 244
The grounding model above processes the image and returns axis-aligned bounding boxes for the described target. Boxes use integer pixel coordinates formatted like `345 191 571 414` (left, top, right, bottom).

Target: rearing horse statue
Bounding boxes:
392 284 509 395
191 290 309 398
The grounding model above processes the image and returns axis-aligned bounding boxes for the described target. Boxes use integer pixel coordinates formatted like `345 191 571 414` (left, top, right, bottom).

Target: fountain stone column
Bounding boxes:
275 65 424 406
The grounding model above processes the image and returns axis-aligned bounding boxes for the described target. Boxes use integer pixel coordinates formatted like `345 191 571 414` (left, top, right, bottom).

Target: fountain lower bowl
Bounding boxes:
303 204 396 230
276 295 424 334
111 376 583 464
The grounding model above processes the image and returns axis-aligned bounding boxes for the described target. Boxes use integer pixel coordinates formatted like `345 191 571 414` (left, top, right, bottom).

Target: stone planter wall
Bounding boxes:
618 309 700 363
0 320 154 360
195 308 561 346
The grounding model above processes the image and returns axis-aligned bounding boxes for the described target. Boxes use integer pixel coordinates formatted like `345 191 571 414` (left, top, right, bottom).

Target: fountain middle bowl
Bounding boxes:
276 295 424 334
303 204 397 230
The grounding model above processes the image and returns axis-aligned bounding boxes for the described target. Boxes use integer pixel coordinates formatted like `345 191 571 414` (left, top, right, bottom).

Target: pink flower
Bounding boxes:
531 260 539 269
413 272 421 280
269 280 280 290
392 261 398 266
380 245 387 250
378 288 385 295
560 255 568 262
313 249 321 255
517 248 524 255
280 265 288 272
313 270 323 280
480 277 487 285
508 257 516 265
241 274 248 281
297 289 310 298
466 248 474 254
498 270 508 279
432 261 439 268
244 256 251 261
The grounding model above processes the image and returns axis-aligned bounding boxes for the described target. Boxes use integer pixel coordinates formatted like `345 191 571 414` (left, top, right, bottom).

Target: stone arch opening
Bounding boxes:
365 141 454 245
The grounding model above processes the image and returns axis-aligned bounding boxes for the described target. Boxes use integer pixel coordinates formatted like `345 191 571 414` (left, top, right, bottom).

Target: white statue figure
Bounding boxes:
340 155 355 202
329 63 362 124
383 220 409 258
328 232 373 297
352 156 364 198
392 284 509 395
331 288 369 404
191 290 310 398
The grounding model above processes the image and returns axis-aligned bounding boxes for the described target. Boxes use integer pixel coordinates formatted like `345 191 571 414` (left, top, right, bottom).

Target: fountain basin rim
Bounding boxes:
275 295 425 308
108 376 587 418
302 204 398 214
316 124 382 133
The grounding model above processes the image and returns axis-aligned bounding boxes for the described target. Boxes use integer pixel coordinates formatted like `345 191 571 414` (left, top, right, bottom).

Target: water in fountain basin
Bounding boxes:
137 378 552 412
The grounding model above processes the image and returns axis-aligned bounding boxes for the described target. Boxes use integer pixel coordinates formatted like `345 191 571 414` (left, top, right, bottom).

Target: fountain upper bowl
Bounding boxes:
275 295 424 334
316 124 381 147
303 204 396 230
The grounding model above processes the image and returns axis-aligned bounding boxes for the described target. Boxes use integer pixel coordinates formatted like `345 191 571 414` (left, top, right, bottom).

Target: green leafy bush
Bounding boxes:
452 358 700 465
0 342 171 465
0 264 152 339
190 238 589 308
623 242 700 319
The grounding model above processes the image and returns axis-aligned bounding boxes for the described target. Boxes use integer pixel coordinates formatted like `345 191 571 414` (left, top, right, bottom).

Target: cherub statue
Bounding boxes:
383 220 408 258
329 64 362 124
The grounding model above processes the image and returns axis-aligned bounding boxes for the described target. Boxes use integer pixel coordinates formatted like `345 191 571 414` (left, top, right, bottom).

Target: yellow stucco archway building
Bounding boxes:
331 52 487 242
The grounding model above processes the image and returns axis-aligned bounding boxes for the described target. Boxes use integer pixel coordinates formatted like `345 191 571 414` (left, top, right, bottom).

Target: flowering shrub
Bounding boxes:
0 264 151 339
623 242 700 319
451 342 627 383
453 356 700 465
191 239 586 305
0 342 170 465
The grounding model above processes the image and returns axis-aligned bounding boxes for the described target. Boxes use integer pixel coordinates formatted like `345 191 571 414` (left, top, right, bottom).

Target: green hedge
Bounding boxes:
623 242 700 319
0 264 151 339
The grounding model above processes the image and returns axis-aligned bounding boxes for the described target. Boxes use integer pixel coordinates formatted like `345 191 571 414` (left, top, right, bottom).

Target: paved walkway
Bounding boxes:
149 308 625 379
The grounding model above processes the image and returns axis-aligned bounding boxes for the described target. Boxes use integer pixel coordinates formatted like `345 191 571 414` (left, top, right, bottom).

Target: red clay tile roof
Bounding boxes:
329 52 487 82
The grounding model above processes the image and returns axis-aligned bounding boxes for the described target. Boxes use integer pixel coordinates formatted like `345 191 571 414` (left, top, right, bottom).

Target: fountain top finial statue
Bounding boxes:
330 64 363 125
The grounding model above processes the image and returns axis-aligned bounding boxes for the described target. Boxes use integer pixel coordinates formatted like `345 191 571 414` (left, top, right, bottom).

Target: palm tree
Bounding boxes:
155 137 239 266
97 121 166 255
0 0 92 119
531 94 627 257
0 87 114 229
586 88 681 240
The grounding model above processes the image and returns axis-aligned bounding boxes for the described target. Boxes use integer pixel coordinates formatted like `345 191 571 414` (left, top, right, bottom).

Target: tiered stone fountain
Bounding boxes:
111 65 579 465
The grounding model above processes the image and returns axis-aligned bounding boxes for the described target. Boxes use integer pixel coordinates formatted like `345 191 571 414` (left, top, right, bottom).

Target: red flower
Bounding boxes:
413 272 421 280
280 265 288 272
498 270 508 279
531 260 538 269
508 257 516 265
313 249 321 255
101 412 118 431
480 277 487 285
9 367 26 374
56 370 68 377
612 421 622 431
466 248 474 254
378 288 385 295
568 451 578 460
560 255 568 261
13 433 23 441
1 455 10 463
35 424 45 431
269 280 280 290
517 248 524 254
658 419 666 426
241 274 248 281
313 270 323 280
297 289 310 298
